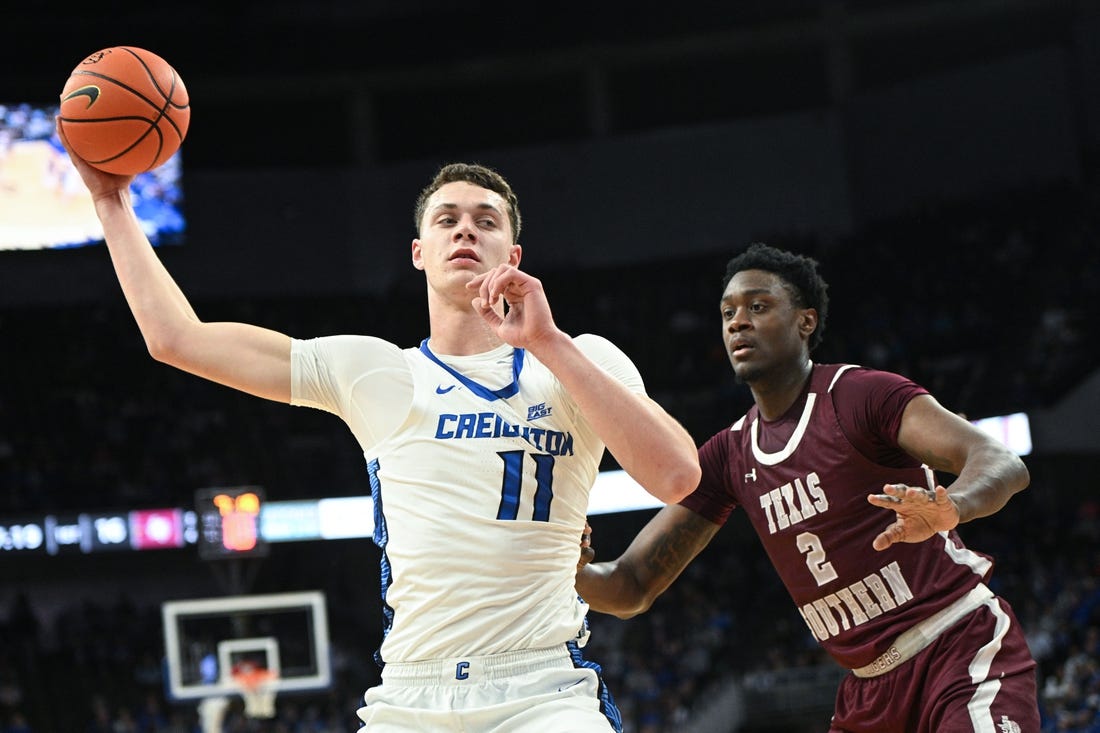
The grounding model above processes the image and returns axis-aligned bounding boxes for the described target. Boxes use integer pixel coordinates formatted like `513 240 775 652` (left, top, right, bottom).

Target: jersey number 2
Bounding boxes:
496 450 554 522
797 531 839 586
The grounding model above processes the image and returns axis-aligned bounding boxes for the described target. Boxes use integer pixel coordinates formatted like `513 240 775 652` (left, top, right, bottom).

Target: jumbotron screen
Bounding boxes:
0 102 185 251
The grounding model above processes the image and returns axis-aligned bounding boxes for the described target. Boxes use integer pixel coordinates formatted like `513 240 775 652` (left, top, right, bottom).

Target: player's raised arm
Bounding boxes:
541 347 699 503
58 121 292 403
470 264 701 503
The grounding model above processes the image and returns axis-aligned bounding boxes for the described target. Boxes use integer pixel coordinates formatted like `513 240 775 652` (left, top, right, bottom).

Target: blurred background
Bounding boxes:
1 1 1098 731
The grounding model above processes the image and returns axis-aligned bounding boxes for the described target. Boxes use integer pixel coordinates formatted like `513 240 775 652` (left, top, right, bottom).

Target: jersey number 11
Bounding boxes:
496 450 554 522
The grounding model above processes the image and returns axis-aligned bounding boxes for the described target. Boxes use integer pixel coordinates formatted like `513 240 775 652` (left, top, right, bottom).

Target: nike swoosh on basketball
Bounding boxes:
63 85 101 109
435 385 456 394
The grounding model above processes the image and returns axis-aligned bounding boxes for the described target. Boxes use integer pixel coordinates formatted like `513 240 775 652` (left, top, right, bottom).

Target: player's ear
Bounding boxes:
411 239 425 270
510 243 522 266
799 309 818 339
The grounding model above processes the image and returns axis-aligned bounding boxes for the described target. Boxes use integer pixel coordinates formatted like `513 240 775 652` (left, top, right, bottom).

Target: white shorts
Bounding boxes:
357 643 621 732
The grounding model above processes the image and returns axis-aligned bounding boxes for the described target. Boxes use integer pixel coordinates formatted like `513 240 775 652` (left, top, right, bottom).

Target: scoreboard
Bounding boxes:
0 508 197 555
195 486 269 560
0 490 374 558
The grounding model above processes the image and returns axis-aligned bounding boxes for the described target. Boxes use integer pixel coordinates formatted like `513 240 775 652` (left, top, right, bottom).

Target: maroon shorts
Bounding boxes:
829 595 1039 733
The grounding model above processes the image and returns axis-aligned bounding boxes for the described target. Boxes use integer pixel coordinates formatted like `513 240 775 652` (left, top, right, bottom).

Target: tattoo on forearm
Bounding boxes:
645 521 710 578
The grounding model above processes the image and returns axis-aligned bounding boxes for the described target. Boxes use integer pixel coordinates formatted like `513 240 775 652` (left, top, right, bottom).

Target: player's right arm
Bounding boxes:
867 392 1030 550
576 504 719 619
59 122 291 402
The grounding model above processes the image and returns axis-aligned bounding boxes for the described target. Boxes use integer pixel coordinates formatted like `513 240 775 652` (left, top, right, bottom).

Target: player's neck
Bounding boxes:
750 359 813 422
422 282 509 356
426 310 507 356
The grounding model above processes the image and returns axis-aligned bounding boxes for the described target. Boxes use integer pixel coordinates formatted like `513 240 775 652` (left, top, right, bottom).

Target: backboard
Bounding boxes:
161 590 330 700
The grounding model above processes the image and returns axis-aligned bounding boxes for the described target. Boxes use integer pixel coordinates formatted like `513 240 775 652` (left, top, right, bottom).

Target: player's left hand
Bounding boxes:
578 521 595 571
468 264 560 350
867 484 960 551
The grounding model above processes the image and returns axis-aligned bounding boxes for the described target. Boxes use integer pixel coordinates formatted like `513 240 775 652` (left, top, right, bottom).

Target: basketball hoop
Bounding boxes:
232 665 278 719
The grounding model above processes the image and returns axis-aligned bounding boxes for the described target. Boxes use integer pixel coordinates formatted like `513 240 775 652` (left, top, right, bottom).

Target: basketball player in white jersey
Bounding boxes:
57 126 701 733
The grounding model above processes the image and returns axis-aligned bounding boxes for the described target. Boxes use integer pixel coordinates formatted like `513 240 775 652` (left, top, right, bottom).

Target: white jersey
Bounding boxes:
291 334 645 664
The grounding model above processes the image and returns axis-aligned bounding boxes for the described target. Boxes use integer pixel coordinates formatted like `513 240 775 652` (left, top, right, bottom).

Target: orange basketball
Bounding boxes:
58 46 190 175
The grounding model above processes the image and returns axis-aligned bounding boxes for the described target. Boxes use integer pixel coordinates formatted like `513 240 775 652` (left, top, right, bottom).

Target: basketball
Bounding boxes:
58 46 190 176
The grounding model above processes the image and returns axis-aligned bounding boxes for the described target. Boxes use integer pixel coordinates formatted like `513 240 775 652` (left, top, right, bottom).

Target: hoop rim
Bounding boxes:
231 667 278 690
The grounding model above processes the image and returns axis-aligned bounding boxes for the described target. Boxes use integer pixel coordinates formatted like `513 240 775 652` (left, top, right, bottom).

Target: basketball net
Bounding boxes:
232 667 278 719
197 696 230 733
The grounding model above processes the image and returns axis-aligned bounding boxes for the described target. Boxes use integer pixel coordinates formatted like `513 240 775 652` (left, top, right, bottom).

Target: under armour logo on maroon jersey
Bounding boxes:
745 468 757 482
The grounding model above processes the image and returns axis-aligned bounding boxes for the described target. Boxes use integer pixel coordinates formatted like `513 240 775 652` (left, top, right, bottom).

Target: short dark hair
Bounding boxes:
723 242 830 351
414 163 522 243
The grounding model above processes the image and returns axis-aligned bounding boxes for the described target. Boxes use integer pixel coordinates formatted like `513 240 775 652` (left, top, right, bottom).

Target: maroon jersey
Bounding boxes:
684 363 995 670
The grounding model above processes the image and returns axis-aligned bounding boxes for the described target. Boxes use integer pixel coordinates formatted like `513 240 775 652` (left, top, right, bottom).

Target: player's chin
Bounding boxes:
446 265 482 283
731 361 763 384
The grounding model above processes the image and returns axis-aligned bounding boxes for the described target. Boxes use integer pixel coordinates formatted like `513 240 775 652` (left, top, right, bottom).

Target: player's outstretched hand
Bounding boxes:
867 484 960 551
577 521 594 572
468 264 560 350
54 116 134 201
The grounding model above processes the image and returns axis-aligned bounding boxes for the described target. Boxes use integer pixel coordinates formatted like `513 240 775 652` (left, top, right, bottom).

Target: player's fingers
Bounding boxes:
54 115 133 190
465 271 490 290
903 486 936 502
54 117 69 146
870 483 906 503
496 275 530 310
480 265 510 305
54 118 84 165
875 484 938 504
471 297 502 328
872 523 902 551
867 492 901 506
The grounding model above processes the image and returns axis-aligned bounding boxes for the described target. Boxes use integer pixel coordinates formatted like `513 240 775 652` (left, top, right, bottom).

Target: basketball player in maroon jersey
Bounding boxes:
577 243 1039 732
